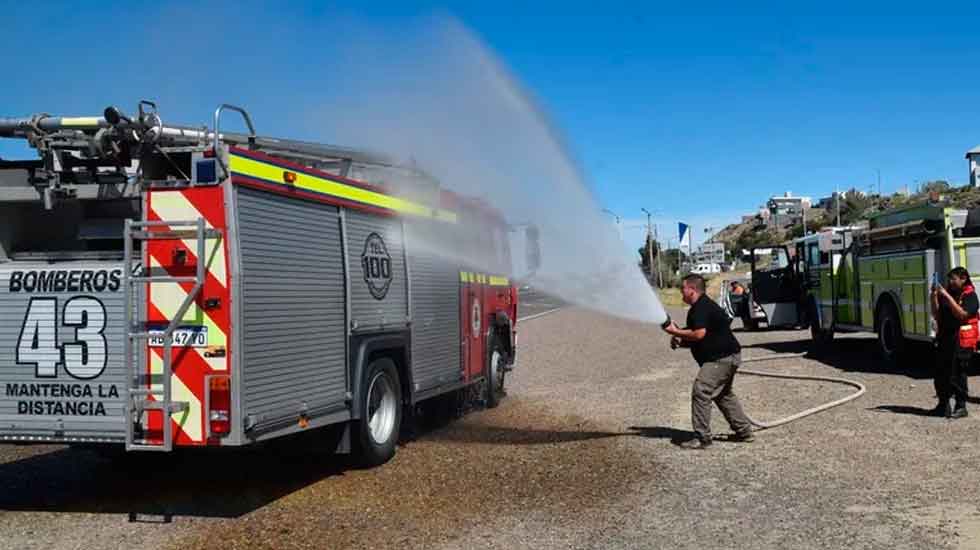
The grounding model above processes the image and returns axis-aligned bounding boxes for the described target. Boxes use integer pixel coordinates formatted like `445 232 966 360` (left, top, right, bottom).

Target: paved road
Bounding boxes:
517 288 563 319
1 307 979 549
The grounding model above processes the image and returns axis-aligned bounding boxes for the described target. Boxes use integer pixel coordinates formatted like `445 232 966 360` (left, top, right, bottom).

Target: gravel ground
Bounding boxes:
2 306 980 549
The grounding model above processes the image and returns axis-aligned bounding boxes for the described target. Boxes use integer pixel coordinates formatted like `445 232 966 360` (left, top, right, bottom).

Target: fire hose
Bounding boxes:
738 352 866 430
661 317 867 430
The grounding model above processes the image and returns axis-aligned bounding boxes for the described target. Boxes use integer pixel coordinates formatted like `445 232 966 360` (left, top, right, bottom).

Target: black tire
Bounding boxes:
876 301 906 367
809 301 834 350
484 337 506 408
355 358 402 467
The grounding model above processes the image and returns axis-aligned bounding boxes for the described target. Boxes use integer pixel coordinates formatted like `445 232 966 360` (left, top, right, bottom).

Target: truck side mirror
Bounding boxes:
525 226 541 273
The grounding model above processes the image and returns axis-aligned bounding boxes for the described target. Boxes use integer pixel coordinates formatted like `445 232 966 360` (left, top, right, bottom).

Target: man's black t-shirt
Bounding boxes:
937 289 980 350
686 294 741 365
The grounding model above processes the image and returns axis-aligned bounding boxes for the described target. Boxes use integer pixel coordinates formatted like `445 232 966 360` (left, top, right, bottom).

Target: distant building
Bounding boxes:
816 191 849 210
766 192 811 228
966 145 980 187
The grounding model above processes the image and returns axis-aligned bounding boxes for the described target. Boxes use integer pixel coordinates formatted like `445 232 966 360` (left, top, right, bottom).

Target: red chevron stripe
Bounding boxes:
143 188 232 446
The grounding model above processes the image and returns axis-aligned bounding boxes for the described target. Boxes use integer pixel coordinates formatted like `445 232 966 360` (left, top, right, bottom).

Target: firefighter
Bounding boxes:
730 281 746 295
930 267 978 419
664 274 754 449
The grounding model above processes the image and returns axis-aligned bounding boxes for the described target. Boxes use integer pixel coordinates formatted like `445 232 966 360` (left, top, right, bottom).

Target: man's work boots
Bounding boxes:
950 405 969 420
677 437 712 450
729 430 755 443
929 401 951 418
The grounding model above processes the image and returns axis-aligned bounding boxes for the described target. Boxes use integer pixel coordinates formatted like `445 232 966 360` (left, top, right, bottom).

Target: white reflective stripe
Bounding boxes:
817 299 855 307
150 192 227 287
150 350 204 442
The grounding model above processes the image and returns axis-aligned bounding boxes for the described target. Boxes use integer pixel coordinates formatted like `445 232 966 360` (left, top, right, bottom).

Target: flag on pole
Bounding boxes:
678 222 691 255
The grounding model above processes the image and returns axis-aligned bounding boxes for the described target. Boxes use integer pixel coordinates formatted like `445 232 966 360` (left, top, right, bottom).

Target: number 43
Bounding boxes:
16 297 108 380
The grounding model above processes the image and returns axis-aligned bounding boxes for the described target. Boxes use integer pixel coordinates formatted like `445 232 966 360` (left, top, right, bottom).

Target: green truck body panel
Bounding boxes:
800 208 948 341
762 203 980 349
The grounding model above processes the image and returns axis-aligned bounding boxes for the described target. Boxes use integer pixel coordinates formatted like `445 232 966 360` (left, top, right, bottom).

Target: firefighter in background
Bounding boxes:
729 281 746 295
930 267 978 419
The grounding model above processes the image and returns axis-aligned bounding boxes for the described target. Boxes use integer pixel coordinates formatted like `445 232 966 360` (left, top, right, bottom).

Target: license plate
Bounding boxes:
148 326 208 348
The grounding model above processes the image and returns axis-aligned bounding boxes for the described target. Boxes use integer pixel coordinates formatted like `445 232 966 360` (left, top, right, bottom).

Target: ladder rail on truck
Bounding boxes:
0 103 540 463
742 202 980 366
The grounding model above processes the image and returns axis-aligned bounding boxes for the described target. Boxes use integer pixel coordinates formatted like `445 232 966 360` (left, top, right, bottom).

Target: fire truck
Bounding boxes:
745 202 980 365
0 102 539 465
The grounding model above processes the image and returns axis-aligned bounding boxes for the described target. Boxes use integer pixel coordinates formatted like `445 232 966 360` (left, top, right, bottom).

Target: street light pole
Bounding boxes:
654 223 662 287
601 208 622 241
836 183 841 226
641 208 661 287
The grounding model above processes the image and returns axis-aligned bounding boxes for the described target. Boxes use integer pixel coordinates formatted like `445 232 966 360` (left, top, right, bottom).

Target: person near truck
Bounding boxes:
664 274 755 449
930 267 978 419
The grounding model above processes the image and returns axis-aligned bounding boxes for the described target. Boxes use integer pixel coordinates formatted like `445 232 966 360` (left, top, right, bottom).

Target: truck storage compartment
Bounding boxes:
0 261 128 441
0 199 134 442
236 186 348 435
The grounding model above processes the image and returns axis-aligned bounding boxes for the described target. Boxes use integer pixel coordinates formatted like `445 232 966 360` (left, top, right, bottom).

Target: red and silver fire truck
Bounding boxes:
0 102 538 465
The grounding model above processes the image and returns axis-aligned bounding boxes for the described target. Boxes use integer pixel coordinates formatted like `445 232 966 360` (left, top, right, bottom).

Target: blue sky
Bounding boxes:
3 3 980 252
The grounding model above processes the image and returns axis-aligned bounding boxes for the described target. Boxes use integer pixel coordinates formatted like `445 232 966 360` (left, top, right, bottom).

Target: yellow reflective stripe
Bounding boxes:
148 256 228 352
460 272 510 286
60 117 101 127
230 154 458 223
150 192 227 286
150 350 204 442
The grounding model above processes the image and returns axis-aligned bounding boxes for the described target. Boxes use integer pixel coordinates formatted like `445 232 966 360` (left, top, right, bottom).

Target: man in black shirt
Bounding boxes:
930 267 978 419
665 274 754 449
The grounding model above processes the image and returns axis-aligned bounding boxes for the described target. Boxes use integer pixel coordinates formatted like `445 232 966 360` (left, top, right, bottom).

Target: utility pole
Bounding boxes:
876 169 881 196
836 184 841 227
654 223 663 287
641 208 660 287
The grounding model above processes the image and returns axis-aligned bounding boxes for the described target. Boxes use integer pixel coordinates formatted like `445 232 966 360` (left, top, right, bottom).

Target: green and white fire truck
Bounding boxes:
746 202 980 365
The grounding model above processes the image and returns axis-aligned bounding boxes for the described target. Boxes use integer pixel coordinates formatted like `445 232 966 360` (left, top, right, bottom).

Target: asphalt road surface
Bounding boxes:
517 287 563 319
2 307 980 549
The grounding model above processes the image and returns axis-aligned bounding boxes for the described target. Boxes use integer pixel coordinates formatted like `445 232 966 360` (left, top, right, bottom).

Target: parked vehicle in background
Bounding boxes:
689 263 722 275
747 201 980 366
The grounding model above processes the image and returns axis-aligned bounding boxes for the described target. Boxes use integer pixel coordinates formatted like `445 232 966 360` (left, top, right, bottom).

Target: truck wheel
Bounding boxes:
877 302 905 367
355 358 402 467
809 302 834 349
485 338 506 408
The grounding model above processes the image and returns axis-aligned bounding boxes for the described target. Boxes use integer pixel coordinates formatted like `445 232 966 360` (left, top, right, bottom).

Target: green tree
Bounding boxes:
920 180 950 195
637 234 661 273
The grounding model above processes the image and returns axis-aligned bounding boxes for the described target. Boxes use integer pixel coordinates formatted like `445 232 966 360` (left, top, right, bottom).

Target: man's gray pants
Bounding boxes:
692 353 752 441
